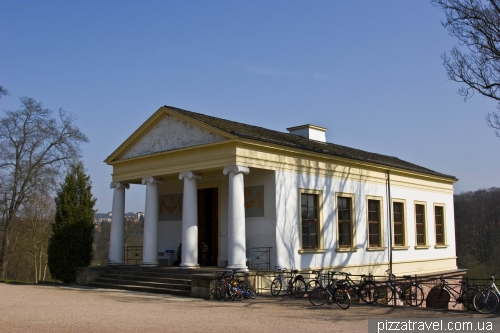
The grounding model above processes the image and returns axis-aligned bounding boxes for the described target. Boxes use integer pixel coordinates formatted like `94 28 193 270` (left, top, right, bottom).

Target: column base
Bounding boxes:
179 263 200 269
107 261 125 266
227 264 249 272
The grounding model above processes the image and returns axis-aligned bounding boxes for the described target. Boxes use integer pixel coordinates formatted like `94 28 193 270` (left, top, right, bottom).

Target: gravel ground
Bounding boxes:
0 283 497 333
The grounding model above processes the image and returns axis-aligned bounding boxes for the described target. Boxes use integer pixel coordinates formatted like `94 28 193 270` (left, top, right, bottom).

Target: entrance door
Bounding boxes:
197 188 218 266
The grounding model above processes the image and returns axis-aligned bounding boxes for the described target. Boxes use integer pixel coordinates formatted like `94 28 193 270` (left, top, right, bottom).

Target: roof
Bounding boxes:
164 105 457 180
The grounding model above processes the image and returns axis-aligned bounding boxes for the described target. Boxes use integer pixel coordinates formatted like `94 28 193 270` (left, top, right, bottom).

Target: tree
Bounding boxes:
0 97 88 279
432 0 500 137
0 86 8 98
47 163 96 283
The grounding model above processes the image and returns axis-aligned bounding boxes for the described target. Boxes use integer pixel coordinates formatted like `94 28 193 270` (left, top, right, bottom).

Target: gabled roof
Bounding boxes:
165 106 457 180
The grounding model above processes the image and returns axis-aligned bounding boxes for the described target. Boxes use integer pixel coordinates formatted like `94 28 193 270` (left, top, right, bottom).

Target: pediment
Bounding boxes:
118 112 228 161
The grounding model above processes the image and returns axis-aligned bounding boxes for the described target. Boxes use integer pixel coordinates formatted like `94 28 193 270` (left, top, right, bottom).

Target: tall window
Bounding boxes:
415 204 426 245
301 193 318 249
368 200 380 247
435 206 444 245
338 197 352 248
393 202 404 246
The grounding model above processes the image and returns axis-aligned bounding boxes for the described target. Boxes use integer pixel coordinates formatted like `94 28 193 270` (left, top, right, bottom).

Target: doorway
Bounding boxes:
197 188 218 266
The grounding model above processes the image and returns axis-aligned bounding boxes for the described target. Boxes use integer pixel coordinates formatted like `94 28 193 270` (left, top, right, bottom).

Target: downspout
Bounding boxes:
387 170 393 276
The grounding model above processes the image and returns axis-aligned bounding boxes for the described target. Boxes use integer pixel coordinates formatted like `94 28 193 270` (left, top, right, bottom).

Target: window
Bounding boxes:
338 197 352 248
393 202 405 246
435 205 445 245
415 204 426 245
368 199 380 247
301 193 318 249
334 192 356 252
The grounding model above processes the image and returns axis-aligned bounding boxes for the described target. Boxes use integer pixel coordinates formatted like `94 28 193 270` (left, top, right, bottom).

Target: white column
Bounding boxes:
179 171 202 269
108 182 130 265
141 176 162 267
223 165 250 272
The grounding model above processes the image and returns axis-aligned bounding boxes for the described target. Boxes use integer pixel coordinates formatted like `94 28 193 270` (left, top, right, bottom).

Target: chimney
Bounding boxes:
286 124 327 143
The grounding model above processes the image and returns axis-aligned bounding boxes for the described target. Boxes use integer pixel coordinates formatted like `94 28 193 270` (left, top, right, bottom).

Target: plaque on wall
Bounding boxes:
244 185 264 217
158 194 183 221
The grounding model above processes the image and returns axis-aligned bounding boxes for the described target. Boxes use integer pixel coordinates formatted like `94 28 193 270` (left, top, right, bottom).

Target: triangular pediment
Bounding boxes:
106 107 231 163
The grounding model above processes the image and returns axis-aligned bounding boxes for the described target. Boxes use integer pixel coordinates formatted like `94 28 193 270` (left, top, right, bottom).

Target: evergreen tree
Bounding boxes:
47 163 96 283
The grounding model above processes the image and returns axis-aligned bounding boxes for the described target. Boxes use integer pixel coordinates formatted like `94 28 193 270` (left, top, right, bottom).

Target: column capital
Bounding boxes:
141 176 163 185
179 171 202 181
110 182 130 190
223 165 250 176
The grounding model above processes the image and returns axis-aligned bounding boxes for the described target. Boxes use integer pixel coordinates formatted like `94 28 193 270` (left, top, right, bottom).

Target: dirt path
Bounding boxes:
0 283 496 333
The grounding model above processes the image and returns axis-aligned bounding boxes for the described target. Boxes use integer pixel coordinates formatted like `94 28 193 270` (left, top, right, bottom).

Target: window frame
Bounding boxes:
298 189 325 254
366 196 386 251
433 203 448 248
335 192 357 252
414 201 429 248
392 198 409 250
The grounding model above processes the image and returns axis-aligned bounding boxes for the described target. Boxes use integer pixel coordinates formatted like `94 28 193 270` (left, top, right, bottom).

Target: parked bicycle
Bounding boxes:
337 271 377 304
306 269 326 294
374 270 424 307
308 271 351 309
426 275 478 310
473 274 500 314
270 266 307 298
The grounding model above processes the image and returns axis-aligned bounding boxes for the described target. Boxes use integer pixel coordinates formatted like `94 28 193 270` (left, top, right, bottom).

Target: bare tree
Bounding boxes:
0 97 88 279
0 86 8 98
432 0 500 137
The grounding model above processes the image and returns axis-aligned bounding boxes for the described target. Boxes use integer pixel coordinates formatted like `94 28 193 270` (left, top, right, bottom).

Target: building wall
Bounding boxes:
274 169 457 275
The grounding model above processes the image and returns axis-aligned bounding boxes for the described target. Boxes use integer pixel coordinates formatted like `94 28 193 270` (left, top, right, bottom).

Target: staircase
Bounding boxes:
88 266 193 296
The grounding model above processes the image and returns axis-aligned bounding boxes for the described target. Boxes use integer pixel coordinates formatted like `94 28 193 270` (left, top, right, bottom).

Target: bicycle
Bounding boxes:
308 271 351 309
337 271 377 304
374 270 424 307
473 274 500 314
306 269 325 294
270 266 307 298
215 270 243 301
426 275 478 310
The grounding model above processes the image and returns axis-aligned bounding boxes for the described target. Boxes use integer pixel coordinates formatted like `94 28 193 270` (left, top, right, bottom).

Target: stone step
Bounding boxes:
93 277 191 291
100 273 191 285
88 281 191 296
102 270 192 280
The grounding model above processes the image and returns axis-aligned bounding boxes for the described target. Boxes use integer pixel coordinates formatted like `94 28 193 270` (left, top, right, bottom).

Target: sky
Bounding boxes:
1 1 499 214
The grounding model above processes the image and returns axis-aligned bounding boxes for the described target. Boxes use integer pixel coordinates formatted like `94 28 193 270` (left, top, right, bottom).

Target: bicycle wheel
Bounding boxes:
247 289 256 299
291 279 307 298
308 287 329 306
359 282 377 304
335 288 351 310
270 278 282 296
403 284 424 307
221 283 231 301
306 280 321 295
426 287 450 309
214 280 223 300
233 287 243 301
374 285 393 305
473 289 499 314
461 287 478 311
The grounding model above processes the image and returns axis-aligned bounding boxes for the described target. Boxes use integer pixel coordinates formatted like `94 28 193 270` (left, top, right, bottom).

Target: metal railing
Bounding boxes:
246 247 272 270
124 246 143 265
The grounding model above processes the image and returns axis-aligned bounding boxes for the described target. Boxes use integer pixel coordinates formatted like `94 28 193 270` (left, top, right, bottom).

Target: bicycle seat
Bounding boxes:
292 269 299 274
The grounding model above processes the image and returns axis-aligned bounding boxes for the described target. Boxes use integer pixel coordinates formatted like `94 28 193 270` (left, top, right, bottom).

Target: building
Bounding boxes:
104 106 458 275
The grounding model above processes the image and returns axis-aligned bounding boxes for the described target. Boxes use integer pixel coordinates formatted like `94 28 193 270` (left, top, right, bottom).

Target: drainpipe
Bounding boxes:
387 170 393 276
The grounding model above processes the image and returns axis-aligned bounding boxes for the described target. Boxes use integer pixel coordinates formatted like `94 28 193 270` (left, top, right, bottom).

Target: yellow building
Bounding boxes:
105 105 458 276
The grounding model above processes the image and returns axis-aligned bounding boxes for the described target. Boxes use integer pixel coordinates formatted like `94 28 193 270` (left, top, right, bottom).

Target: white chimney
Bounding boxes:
286 124 327 143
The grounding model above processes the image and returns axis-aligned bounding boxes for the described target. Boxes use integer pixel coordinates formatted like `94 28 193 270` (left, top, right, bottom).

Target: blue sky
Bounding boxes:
2 1 499 213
